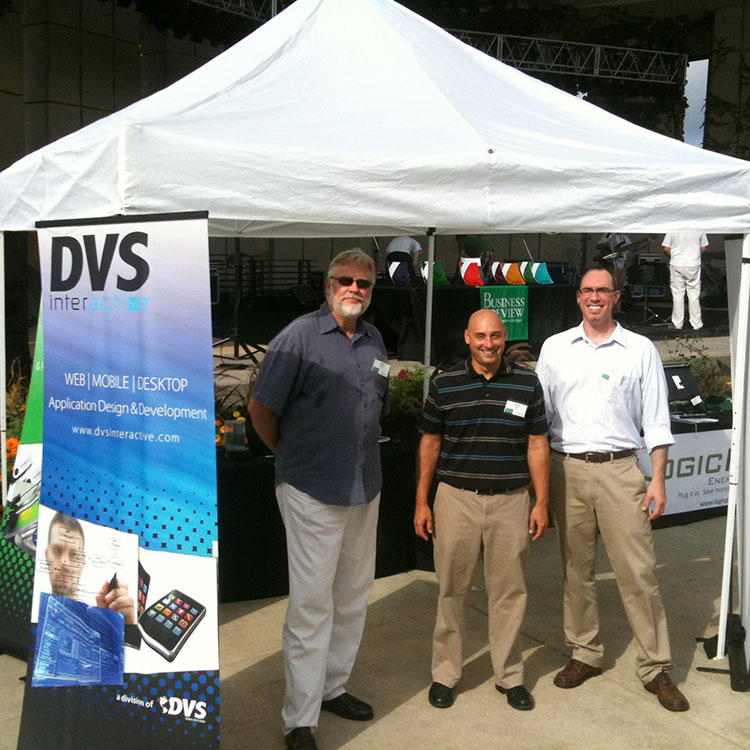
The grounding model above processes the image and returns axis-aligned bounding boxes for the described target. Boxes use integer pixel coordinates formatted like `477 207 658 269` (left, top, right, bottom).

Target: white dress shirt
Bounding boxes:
662 233 708 267
536 323 674 454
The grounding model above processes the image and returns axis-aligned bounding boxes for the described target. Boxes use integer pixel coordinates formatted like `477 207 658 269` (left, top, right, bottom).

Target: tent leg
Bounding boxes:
717 233 750 672
0 230 6 505
422 229 435 402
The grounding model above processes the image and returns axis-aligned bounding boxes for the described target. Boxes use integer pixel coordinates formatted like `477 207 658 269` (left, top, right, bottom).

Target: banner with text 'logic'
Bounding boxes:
17 213 219 750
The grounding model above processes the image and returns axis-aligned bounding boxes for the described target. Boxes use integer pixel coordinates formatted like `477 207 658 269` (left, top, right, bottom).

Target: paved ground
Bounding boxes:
3 513 747 750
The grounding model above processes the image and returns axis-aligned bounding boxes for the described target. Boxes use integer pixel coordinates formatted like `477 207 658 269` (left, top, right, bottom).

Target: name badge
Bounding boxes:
601 370 622 385
372 359 390 377
504 400 528 418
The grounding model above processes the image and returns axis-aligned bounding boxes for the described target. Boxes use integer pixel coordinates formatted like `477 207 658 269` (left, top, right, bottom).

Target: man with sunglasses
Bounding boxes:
249 248 389 750
535 267 689 712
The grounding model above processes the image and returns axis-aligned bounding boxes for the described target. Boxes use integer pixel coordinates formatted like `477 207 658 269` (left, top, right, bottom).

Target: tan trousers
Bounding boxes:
549 452 672 684
431 482 530 689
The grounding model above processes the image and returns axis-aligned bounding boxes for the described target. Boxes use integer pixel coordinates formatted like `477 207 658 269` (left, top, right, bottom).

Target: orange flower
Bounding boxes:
6 437 20 458
21 405 27 411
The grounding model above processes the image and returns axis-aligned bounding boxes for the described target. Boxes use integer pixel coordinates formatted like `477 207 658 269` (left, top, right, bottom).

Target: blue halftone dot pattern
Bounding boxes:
42 467 216 557
19 644 220 750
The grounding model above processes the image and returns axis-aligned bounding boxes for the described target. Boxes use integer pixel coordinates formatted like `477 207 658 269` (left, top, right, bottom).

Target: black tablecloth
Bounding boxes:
216 435 421 602
216 412 732 600
368 285 581 362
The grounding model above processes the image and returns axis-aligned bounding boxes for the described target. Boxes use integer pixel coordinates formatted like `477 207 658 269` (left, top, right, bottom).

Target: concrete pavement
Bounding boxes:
3 514 745 750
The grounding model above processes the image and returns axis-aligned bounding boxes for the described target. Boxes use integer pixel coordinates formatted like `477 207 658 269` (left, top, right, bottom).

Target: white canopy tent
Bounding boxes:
0 0 749 235
1 0 749 669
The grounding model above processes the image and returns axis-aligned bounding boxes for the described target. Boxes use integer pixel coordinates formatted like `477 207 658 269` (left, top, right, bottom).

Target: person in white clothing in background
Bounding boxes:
662 232 708 330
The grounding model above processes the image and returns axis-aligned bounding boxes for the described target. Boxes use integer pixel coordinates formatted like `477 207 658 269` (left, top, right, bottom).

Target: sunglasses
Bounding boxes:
329 276 373 290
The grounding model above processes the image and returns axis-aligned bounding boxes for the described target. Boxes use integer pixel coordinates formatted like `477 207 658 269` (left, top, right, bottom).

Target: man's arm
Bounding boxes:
527 434 549 541
248 398 279 453
414 433 442 541
643 444 669 520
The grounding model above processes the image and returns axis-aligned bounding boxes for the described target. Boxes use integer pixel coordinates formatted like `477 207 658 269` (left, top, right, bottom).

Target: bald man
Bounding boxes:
415 310 549 711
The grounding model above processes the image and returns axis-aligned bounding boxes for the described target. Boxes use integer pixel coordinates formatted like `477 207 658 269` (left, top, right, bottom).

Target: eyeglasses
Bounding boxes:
329 276 373 290
578 287 615 296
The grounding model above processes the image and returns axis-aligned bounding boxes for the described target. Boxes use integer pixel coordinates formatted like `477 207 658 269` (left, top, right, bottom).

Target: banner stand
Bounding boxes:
17 211 220 750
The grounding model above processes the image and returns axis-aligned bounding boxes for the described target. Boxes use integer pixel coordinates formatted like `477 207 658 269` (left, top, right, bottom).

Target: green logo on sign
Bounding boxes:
480 287 528 341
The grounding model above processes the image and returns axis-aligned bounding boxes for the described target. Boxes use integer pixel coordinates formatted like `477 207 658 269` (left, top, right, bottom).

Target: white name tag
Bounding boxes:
601 370 622 385
504 400 528 418
372 359 390 377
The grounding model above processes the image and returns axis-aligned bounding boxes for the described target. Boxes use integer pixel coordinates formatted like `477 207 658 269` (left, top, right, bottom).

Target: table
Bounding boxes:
216 435 420 602
368 284 581 362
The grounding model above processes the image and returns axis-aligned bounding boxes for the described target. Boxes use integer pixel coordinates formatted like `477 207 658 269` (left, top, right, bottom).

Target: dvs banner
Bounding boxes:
17 212 220 750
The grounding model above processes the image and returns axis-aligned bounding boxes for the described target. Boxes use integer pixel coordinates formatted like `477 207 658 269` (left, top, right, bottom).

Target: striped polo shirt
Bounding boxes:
420 357 548 493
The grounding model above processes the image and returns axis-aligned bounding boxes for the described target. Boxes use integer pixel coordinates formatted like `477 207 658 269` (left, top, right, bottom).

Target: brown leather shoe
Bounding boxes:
553 659 602 688
644 672 690 711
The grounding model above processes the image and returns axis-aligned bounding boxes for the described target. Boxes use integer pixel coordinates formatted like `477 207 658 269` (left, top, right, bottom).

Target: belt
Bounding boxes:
554 449 635 463
450 483 526 496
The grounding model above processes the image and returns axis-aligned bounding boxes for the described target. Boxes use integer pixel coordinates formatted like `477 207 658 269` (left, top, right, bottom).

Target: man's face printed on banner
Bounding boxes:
45 521 86 598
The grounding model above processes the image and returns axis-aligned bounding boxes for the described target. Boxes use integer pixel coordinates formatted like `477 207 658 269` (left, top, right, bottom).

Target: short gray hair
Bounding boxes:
327 248 376 281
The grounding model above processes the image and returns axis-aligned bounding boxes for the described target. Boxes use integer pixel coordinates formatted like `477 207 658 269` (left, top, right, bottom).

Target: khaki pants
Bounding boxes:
549 452 671 684
431 482 530 689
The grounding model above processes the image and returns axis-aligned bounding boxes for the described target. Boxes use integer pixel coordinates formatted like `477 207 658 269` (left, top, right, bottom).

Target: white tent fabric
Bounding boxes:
0 0 748 237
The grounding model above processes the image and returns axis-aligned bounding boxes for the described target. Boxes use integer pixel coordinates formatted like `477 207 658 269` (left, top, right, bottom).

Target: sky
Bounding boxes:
684 58 708 148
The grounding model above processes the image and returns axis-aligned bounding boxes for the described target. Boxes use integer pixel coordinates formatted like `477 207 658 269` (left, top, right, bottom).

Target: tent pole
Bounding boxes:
422 229 436 402
717 232 750 659
0 230 6 505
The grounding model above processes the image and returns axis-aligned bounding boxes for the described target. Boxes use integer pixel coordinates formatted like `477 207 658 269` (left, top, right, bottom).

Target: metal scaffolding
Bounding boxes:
187 0 282 23
453 30 686 84
185 0 687 85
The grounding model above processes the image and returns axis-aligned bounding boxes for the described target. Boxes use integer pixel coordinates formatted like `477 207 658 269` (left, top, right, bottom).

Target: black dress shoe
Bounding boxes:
321 692 373 721
428 681 454 708
285 727 317 750
496 684 535 711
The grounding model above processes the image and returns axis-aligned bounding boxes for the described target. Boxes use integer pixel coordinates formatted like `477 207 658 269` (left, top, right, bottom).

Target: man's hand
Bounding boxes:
414 433 442 541
644 445 669 520
96 579 137 625
414 504 433 541
528 502 548 541
642 479 667 520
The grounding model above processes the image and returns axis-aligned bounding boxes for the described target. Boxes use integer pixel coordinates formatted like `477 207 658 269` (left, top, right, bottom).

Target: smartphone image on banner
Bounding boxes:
138 589 206 662
137 562 151 617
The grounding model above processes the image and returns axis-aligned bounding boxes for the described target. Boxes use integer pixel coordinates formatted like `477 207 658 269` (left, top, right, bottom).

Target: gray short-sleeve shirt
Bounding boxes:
252 303 389 506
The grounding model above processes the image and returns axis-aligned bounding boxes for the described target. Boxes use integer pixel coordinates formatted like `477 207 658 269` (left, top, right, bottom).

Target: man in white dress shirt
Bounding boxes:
535 267 689 712
662 232 708 330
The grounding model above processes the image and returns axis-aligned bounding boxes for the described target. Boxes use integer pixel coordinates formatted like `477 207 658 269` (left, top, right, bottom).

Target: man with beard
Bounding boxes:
414 309 549 712
249 248 389 750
